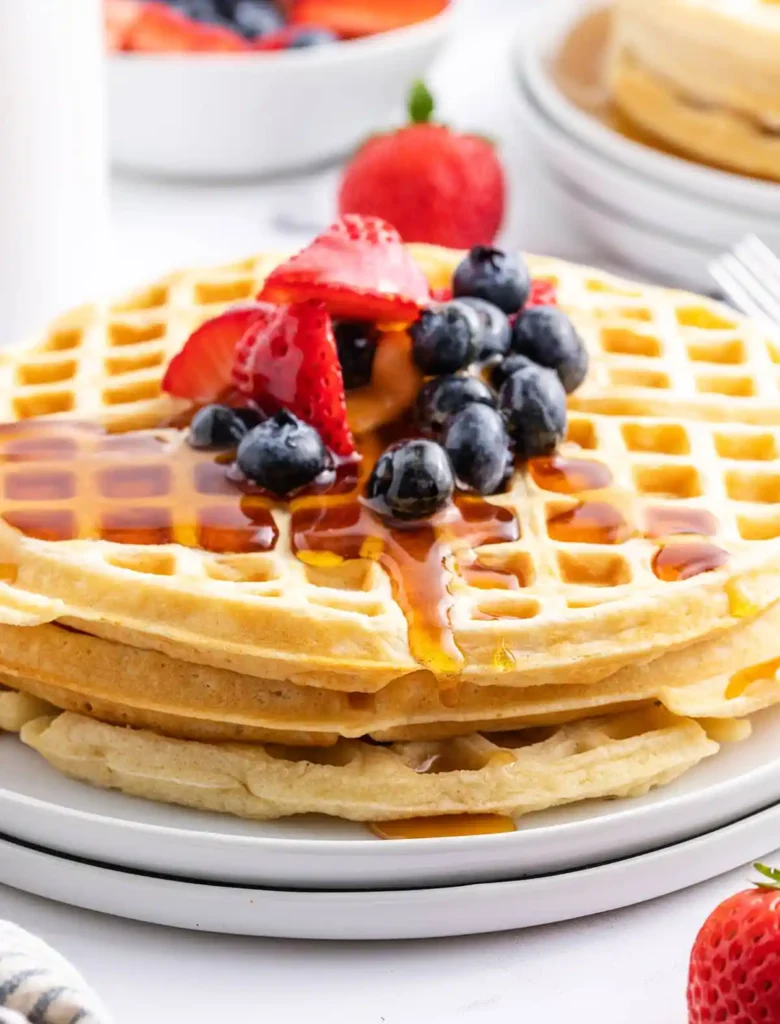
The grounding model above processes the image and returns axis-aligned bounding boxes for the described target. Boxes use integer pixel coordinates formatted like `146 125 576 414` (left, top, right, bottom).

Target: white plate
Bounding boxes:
514 2 780 215
3 708 780 890
2 804 779 939
109 13 450 179
516 77 716 290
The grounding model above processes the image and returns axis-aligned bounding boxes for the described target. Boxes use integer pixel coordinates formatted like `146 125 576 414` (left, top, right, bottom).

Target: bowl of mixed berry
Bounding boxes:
106 0 452 177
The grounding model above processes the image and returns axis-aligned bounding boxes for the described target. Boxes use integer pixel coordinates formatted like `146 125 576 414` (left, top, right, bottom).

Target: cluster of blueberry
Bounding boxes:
366 246 588 520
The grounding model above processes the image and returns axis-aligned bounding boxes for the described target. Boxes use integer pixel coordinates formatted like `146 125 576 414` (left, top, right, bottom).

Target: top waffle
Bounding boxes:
0 246 779 692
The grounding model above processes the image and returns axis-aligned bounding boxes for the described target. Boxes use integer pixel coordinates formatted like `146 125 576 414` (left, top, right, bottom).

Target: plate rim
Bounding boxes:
3 715 780 857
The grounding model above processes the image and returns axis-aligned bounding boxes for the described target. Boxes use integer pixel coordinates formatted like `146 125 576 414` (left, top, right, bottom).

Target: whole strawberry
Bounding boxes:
338 82 505 250
688 863 780 1023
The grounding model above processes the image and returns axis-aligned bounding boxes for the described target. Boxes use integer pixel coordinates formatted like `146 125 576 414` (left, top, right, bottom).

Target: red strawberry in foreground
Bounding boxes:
233 300 355 457
688 863 780 1023
260 215 429 324
162 303 274 402
338 82 505 250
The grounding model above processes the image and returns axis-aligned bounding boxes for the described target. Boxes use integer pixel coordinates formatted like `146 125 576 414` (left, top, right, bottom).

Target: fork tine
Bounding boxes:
708 257 767 323
733 235 780 295
710 251 780 328
732 234 780 288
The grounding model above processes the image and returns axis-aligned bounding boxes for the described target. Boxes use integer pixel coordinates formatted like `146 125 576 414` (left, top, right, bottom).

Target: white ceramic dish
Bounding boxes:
516 75 717 290
109 11 451 179
515 2 780 216
2 707 780 891
3 804 779 939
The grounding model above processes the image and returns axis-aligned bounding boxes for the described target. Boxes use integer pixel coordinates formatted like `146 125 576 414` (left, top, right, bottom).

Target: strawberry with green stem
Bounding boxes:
338 82 505 250
688 862 780 1022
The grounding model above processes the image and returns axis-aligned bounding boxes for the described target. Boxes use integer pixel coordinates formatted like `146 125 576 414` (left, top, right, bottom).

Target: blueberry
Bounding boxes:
169 0 228 25
366 439 454 521
443 404 513 496
511 306 589 394
489 353 536 391
233 406 263 430
216 0 283 37
410 302 480 376
416 374 496 434
334 320 377 390
287 26 338 48
498 364 567 460
188 404 249 449
452 246 531 315
452 298 511 362
236 410 328 496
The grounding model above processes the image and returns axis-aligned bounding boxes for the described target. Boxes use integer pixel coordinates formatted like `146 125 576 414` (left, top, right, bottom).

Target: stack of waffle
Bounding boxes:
1 245 780 824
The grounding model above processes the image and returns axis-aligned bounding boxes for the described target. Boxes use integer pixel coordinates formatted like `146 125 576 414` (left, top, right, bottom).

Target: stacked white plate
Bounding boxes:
2 710 780 938
513 3 780 292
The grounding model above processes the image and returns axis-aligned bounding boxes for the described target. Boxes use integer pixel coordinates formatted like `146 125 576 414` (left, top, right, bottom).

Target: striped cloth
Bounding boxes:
0 922 112 1024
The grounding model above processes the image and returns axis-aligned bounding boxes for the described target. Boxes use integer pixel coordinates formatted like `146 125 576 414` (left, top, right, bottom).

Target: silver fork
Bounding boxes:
709 235 780 328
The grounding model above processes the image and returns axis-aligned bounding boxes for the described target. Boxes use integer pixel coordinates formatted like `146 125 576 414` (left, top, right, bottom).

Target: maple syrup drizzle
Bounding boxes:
290 493 519 676
529 455 613 494
643 507 719 539
369 814 516 840
547 501 631 544
0 420 279 554
726 656 780 700
652 542 730 582
462 564 522 590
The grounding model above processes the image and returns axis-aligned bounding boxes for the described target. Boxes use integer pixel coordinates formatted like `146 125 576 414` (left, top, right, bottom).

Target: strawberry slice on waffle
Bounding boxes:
260 215 430 324
233 300 355 457
162 303 274 403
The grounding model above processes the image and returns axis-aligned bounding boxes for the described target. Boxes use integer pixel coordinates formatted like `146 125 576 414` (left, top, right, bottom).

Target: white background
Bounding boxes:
1 2 776 1020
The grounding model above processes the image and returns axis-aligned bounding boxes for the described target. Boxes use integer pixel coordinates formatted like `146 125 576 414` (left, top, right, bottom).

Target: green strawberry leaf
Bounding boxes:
753 862 780 890
409 80 435 125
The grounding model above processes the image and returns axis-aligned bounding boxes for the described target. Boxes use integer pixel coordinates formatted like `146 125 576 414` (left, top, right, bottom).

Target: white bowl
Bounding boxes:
109 12 451 179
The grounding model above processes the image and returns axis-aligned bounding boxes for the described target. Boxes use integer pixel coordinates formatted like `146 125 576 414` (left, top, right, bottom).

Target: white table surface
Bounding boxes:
1 3 777 1021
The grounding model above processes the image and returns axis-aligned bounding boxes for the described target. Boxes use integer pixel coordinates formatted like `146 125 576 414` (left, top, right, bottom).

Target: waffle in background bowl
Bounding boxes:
0 245 779 823
608 0 780 182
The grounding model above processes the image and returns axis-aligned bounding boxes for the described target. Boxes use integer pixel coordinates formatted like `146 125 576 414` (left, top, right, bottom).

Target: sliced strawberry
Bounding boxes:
232 300 355 457
105 0 144 51
430 285 453 303
125 3 247 52
528 279 557 307
162 304 275 403
260 215 430 324
289 0 448 38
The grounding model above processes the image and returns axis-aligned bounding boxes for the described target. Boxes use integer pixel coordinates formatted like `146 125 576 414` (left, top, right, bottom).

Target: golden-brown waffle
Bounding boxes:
0 248 780 692
0 603 779 745
18 706 718 821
